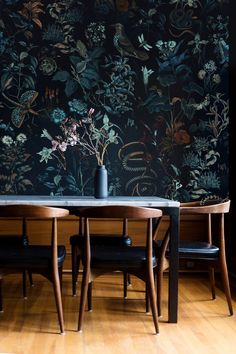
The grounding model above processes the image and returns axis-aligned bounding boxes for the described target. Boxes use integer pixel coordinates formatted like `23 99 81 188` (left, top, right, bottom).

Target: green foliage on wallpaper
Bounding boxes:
0 0 229 200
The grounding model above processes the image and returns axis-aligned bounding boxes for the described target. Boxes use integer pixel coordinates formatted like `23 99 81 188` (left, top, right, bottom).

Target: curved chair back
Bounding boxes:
180 200 230 215
0 204 69 218
80 205 162 219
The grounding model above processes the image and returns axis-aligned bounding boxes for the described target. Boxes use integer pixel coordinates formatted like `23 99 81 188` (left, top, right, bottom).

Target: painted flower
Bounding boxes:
39 57 57 76
16 133 27 143
85 22 106 47
2 135 14 146
68 99 87 115
50 108 66 124
174 130 191 145
198 70 206 80
156 40 163 49
212 74 221 84
51 140 59 151
142 66 154 87
168 41 176 50
58 142 67 152
204 60 217 73
115 0 129 12
37 147 53 163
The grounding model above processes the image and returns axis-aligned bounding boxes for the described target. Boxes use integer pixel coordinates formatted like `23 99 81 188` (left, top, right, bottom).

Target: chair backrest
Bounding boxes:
180 200 230 246
80 205 162 266
0 204 69 270
180 200 230 215
0 205 69 247
0 204 69 218
79 205 162 220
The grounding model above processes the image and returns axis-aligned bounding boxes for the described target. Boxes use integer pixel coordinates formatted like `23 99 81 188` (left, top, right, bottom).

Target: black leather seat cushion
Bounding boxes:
155 240 219 260
0 235 23 247
90 245 157 269
178 241 219 259
70 234 132 247
0 245 66 268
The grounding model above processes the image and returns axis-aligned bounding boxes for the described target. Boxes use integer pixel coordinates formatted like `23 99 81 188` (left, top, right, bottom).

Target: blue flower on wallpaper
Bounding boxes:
0 0 229 201
50 108 66 125
68 100 88 115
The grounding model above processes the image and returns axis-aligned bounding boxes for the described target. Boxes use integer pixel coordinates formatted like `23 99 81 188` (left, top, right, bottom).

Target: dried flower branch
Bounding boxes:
39 108 121 166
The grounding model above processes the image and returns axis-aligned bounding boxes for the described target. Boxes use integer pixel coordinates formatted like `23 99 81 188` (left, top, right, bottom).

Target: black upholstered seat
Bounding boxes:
157 240 219 260
90 245 157 268
0 245 66 268
70 223 132 296
70 234 132 247
178 241 219 259
0 236 23 247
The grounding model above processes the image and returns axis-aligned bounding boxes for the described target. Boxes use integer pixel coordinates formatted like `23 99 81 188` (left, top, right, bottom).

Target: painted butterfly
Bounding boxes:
11 90 39 128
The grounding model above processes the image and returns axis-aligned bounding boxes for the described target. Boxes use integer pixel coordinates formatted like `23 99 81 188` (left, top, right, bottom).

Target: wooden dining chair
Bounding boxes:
70 215 132 298
0 204 69 334
156 199 233 317
77 205 163 334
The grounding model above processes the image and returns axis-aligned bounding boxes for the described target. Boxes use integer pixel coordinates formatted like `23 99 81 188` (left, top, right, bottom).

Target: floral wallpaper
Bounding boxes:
0 0 229 201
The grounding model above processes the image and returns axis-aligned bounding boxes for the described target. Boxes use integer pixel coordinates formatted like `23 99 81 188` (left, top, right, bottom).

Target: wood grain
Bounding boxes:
0 273 235 354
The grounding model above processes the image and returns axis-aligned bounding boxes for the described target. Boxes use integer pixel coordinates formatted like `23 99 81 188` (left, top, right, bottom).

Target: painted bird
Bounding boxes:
111 23 149 61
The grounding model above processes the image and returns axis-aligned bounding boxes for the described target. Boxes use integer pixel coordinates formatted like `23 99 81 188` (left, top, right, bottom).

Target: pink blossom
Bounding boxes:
69 135 77 146
59 142 67 152
51 140 59 151
88 108 95 116
71 122 77 131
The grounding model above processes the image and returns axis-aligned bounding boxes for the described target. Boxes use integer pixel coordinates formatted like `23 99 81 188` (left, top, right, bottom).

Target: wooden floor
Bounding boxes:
0 273 235 354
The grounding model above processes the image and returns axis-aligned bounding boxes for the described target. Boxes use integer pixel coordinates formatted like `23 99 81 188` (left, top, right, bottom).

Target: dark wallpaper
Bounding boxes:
0 0 229 201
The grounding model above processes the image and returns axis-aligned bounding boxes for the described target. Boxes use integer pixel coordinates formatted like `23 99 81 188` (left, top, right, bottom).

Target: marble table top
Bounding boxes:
0 195 179 208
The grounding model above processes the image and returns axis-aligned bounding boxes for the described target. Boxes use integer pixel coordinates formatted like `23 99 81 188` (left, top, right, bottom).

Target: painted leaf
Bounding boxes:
52 71 70 82
65 79 79 97
19 90 38 105
11 107 26 128
75 61 87 73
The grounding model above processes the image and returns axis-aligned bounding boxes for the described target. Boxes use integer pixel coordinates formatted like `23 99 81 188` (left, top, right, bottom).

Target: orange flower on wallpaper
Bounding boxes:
115 0 130 12
174 129 190 145
18 0 44 29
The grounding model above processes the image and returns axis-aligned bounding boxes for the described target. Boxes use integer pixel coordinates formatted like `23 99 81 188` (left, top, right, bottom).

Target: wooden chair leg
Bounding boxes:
52 268 65 334
28 271 34 287
147 270 159 334
59 267 63 292
208 266 216 299
78 269 90 332
0 278 3 312
123 273 132 299
127 274 131 285
71 245 80 296
87 282 92 311
123 272 128 299
145 282 150 313
220 258 233 315
156 266 165 317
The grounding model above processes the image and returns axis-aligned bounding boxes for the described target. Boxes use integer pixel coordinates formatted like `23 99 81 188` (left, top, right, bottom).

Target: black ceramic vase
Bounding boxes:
94 165 108 199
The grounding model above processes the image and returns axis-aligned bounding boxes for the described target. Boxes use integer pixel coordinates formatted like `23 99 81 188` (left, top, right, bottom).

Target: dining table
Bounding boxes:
0 195 180 323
